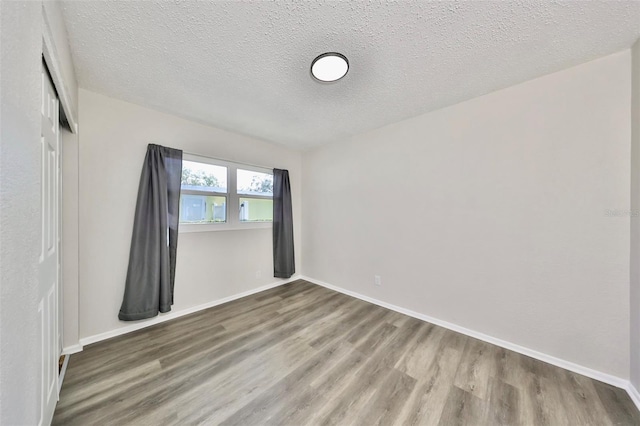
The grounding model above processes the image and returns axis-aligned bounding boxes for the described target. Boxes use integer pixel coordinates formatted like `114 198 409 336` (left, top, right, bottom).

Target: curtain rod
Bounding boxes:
182 150 274 171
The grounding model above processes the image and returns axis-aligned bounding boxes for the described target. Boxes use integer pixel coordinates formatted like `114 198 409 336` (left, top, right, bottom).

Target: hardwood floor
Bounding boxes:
53 280 640 425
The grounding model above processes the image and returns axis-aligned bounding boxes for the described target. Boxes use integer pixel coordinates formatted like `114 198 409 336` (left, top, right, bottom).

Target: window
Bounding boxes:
237 169 273 222
179 154 273 232
180 160 227 223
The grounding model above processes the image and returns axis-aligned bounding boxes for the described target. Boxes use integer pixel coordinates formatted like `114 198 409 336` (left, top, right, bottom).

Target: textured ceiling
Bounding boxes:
61 1 640 150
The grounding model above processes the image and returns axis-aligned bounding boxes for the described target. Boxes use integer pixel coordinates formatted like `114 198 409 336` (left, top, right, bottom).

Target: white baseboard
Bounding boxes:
78 276 299 348
67 273 640 413
627 382 640 412
62 344 83 355
301 275 630 391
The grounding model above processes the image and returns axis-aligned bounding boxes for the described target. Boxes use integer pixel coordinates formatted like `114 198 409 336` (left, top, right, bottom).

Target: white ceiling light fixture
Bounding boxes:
311 52 349 82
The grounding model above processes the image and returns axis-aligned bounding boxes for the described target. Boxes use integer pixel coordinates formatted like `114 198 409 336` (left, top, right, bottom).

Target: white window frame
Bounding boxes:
179 153 273 233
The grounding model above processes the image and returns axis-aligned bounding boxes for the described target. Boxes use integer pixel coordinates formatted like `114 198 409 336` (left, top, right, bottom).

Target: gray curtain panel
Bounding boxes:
119 144 183 321
273 168 295 278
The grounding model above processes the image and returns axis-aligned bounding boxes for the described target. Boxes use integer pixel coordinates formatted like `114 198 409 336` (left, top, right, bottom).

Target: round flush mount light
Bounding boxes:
311 52 349 82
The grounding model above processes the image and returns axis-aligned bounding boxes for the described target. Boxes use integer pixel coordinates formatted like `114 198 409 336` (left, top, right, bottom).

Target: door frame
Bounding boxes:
42 6 78 134
40 5 79 422
41 4 79 348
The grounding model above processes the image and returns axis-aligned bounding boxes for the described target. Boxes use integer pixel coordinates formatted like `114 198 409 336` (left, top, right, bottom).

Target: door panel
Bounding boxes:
39 63 60 426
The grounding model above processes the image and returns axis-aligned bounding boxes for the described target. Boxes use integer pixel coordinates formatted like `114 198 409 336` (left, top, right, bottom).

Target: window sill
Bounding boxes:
179 222 272 233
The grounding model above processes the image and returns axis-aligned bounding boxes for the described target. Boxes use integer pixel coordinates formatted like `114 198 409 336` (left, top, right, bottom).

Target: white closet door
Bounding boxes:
38 63 61 426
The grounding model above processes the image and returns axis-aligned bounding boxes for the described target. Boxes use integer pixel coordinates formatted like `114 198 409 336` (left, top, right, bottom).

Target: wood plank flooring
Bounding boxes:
53 280 640 425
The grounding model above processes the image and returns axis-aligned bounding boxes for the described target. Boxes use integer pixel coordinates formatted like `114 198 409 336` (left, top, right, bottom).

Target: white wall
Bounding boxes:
631 39 640 390
302 50 632 378
77 89 302 341
0 2 44 424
